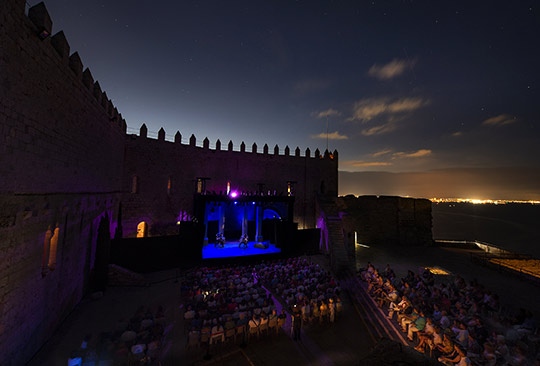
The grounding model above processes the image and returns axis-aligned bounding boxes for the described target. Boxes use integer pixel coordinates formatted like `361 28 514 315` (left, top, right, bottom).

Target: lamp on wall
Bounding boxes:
28 2 52 41
38 29 50 40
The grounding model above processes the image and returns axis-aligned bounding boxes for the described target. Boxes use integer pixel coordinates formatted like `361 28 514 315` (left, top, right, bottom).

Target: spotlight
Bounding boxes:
38 30 50 40
230 191 238 198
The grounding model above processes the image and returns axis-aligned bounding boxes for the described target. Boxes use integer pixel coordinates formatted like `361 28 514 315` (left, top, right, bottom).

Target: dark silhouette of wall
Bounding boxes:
338 195 433 251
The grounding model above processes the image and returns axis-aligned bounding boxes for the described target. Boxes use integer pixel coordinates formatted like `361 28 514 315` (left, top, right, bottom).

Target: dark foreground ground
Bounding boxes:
28 244 540 366
28 256 375 366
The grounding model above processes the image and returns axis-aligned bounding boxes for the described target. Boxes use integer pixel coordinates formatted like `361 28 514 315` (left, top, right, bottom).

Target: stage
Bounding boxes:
202 240 281 259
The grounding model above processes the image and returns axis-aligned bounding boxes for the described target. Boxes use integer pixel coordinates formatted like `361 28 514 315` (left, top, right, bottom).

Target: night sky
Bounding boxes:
35 1 540 199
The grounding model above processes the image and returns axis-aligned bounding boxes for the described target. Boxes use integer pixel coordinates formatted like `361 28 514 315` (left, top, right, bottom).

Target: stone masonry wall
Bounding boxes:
338 195 433 251
0 1 125 364
121 131 338 237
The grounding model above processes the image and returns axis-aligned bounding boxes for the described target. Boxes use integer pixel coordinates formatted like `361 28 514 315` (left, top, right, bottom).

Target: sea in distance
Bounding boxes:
432 202 540 258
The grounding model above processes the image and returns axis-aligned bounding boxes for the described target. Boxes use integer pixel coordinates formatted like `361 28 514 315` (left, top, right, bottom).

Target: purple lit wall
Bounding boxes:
120 132 338 237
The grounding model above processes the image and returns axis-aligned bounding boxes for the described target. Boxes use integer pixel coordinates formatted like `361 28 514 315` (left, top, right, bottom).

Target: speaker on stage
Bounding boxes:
253 242 269 249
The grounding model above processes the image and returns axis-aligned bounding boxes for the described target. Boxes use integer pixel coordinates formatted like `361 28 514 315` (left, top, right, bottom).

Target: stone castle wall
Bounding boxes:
0 1 125 364
121 130 338 237
338 195 433 254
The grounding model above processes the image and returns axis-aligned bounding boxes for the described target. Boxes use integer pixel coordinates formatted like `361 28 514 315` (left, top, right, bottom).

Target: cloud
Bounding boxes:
368 58 416 80
314 108 341 119
371 149 393 157
482 114 517 126
348 97 428 122
387 98 425 113
311 131 348 140
361 123 397 136
392 149 432 159
348 98 387 122
341 161 393 167
451 131 463 137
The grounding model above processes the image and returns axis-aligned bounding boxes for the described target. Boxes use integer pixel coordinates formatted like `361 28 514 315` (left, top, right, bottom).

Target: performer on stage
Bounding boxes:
215 232 225 248
239 234 248 249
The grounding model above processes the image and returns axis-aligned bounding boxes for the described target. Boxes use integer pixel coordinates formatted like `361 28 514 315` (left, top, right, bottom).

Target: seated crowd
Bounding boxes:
69 305 167 366
256 257 343 324
182 263 281 348
361 263 539 366
181 257 343 350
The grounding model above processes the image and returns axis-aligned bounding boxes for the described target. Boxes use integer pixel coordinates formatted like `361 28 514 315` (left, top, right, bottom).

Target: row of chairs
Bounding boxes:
248 317 287 340
187 317 287 350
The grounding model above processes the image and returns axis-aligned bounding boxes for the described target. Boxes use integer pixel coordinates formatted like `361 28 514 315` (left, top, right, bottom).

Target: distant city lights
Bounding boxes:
430 198 540 205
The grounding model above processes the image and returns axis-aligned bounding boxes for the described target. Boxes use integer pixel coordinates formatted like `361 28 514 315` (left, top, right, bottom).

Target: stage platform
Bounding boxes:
202 240 281 259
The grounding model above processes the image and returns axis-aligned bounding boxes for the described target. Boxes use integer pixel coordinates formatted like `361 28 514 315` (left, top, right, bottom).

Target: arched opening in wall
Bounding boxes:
93 214 111 291
114 203 123 239
263 209 281 220
48 224 60 271
41 226 53 277
317 217 329 253
287 181 293 196
131 175 138 193
321 226 329 253
196 178 203 194
137 221 148 238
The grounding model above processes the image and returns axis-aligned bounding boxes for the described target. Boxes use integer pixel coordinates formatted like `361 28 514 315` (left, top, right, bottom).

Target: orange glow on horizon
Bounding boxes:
430 198 540 205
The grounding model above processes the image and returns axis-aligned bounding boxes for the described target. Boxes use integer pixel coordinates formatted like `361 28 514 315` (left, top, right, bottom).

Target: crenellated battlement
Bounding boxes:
1 0 129 195
24 1 127 133
127 124 339 161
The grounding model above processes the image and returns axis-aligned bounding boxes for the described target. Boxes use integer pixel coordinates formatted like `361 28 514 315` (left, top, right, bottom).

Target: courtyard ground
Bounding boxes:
28 246 540 365
28 256 376 366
